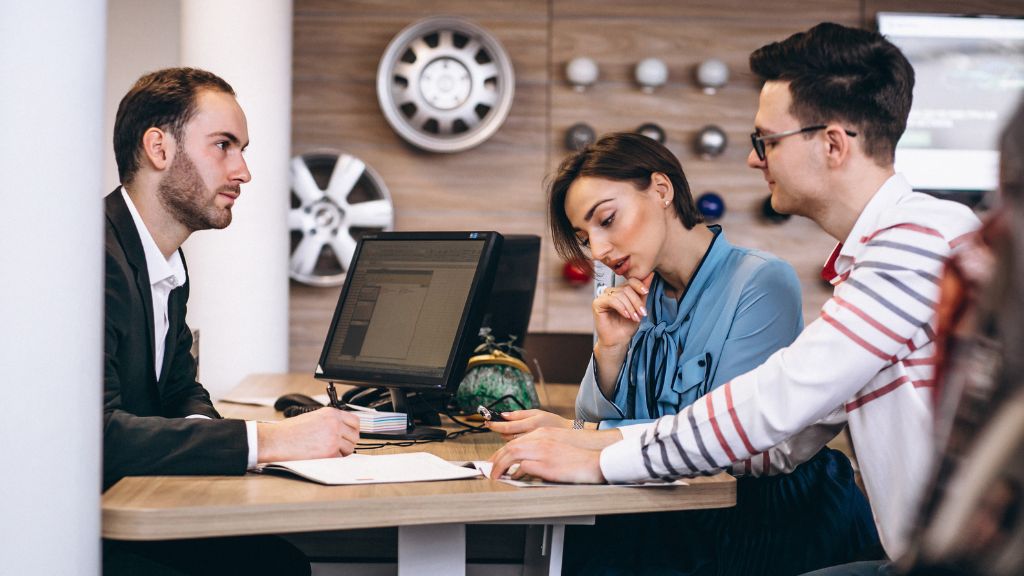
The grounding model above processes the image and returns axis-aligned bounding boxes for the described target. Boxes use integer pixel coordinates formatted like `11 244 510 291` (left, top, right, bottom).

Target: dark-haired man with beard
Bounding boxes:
102 68 359 575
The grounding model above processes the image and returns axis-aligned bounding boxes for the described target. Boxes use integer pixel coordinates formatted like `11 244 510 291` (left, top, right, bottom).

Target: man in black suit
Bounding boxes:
102 67 360 576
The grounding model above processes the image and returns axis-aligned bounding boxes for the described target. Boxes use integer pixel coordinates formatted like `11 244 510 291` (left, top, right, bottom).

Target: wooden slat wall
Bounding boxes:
289 0 1024 370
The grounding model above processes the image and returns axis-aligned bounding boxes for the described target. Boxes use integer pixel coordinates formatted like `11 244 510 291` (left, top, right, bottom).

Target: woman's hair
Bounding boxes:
547 132 702 271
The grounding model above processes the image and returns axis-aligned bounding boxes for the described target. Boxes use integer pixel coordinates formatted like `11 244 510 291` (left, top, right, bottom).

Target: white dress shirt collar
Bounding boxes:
120 187 186 289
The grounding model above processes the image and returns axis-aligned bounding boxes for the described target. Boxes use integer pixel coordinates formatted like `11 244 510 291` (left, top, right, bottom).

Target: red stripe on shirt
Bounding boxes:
902 356 936 366
822 311 896 361
762 452 770 473
724 383 757 455
846 376 910 411
706 393 737 462
861 223 943 244
913 379 935 389
832 295 905 343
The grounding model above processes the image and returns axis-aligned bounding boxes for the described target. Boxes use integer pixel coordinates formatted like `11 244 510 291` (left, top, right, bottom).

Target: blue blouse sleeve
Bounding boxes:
575 355 626 422
713 257 803 384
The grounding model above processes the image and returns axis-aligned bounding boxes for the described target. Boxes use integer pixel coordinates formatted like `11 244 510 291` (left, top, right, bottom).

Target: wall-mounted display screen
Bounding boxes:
878 13 1024 195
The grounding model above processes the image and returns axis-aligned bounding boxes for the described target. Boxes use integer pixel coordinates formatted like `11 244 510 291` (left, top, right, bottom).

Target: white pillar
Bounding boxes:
180 0 293 397
0 1 106 574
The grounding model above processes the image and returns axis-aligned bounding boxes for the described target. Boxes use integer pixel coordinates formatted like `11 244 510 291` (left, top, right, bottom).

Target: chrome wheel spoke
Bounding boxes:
347 200 395 228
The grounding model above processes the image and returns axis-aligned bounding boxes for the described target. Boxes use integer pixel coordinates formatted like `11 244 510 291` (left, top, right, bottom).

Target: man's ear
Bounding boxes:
824 125 852 168
141 127 174 172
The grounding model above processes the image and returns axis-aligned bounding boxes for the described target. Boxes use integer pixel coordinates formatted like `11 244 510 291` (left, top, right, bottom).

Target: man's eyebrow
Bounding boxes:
209 131 249 149
583 199 613 222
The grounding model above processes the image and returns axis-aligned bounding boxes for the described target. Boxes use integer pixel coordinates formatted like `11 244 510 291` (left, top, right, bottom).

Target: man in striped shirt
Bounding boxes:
490 22 980 572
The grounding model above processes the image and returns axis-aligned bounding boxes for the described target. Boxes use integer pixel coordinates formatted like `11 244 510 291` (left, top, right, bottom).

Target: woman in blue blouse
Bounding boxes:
488 133 879 575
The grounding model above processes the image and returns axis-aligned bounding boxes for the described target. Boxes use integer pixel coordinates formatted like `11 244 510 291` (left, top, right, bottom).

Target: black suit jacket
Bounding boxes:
103 190 247 490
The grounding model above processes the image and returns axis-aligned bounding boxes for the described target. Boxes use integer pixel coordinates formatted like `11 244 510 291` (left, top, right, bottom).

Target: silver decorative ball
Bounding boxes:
566 57 599 91
696 58 730 94
695 125 728 158
634 58 668 93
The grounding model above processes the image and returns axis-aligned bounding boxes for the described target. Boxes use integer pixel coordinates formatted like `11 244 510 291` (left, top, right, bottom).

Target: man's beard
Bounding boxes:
157 150 238 232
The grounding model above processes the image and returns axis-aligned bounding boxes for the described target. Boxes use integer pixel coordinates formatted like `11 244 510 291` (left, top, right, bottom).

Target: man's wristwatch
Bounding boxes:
572 419 585 430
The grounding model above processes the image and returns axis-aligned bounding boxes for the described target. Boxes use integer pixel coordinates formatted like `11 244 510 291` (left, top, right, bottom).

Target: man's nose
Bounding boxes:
746 147 765 170
233 155 252 184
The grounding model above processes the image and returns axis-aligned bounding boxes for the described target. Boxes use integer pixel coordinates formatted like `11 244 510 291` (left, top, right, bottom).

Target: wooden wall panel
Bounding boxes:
289 0 1011 369
290 0 551 369
553 0 860 22
542 9 861 333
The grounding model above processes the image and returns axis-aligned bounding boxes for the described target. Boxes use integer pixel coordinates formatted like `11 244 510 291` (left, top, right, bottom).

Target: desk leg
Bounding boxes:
397 523 465 576
522 524 565 576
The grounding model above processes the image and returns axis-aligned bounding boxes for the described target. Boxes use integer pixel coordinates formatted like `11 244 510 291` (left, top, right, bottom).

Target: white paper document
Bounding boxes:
258 452 482 485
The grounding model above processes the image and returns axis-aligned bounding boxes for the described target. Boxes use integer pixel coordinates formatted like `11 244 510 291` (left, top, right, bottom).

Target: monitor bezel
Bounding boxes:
314 231 502 394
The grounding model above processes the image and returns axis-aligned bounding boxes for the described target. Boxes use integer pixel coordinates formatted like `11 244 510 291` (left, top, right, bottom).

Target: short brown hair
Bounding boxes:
750 22 914 165
113 67 235 185
548 132 702 272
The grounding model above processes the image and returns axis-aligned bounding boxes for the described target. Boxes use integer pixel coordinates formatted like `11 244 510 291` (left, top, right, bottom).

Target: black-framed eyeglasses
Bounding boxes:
749 125 857 161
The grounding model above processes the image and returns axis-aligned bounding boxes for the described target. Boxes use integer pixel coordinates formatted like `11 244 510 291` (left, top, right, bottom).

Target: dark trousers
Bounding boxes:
103 535 310 576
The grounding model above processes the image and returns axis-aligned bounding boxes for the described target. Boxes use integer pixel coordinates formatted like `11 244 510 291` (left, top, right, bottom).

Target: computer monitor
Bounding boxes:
315 231 502 440
477 234 540 349
877 12 1024 205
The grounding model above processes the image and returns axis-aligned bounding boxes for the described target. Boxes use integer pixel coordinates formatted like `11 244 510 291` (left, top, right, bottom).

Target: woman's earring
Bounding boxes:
663 200 670 207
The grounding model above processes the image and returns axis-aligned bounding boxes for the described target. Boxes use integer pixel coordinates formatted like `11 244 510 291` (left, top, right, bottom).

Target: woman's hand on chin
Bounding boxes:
593 273 655 349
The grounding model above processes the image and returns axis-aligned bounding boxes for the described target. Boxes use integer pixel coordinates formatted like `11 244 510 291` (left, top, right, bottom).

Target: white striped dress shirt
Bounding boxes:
600 174 980 559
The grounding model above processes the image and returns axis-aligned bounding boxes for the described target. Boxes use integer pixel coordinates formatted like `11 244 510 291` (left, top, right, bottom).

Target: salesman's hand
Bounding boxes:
485 409 571 440
487 432 606 484
257 408 361 463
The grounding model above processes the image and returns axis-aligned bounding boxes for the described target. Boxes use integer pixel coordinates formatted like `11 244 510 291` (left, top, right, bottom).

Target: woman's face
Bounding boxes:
563 175 670 279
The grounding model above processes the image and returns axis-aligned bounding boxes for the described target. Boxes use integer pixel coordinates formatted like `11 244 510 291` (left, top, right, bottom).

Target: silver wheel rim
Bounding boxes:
376 17 515 153
288 151 394 287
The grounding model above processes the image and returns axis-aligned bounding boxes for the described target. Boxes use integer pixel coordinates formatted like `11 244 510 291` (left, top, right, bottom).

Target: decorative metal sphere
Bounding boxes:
634 58 668 93
566 57 599 91
696 58 730 94
565 122 597 151
636 123 666 144
696 192 726 220
695 125 728 158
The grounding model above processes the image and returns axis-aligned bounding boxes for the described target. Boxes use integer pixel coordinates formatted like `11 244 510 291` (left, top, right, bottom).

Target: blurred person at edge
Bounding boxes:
898 100 1024 576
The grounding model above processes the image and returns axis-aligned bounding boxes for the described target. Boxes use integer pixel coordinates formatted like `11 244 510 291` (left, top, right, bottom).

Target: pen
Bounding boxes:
326 382 342 408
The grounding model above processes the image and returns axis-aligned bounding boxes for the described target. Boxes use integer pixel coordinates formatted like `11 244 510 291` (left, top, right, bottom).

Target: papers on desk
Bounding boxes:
257 453 483 485
347 404 409 433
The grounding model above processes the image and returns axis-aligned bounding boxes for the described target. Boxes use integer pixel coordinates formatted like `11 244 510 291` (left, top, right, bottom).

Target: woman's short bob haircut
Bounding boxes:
548 132 703 272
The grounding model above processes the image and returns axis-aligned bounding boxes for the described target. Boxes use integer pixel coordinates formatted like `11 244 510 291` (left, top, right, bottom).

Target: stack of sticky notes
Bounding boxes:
347 404 409 433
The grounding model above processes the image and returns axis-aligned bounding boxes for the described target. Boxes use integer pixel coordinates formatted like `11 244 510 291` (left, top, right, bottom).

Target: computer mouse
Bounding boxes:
273 393 325 412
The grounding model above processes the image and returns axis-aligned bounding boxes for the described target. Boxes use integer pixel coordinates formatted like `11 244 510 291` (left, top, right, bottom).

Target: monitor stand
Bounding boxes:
360 389 447 441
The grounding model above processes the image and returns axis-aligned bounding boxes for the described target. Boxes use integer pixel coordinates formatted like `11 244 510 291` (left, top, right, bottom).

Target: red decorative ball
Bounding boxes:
562 261 592 286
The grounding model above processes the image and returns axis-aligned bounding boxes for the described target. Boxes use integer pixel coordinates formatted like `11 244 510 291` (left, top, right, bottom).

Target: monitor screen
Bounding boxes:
878 13 1024 195
315 231 502 393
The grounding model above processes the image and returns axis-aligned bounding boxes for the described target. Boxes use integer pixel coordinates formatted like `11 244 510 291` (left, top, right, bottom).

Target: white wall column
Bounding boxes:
180 0 293 397
0 1 106 574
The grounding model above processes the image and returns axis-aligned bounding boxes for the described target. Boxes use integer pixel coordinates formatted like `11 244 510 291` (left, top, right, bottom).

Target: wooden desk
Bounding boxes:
102 374 736 575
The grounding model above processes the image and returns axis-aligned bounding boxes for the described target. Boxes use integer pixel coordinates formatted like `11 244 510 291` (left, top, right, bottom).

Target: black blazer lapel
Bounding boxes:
105 190 158 374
